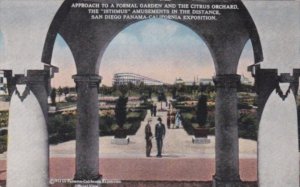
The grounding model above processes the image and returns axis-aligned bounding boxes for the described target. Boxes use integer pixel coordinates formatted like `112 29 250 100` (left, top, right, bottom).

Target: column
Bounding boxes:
73 74 101 180
7 70 50 187
212 74 241 187
253 68 278 123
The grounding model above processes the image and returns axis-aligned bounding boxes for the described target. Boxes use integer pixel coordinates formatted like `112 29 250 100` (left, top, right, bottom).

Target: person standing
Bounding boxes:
155 117 166 157
167 112 171 129
175 111 182 128
150 103 154 117
153 104 157 117
145 119 153 157
171 112 176 129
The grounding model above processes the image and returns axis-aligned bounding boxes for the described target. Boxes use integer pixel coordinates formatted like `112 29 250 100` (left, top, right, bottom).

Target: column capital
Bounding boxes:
213 74 241 88
26 70 50 85
72 74 102 88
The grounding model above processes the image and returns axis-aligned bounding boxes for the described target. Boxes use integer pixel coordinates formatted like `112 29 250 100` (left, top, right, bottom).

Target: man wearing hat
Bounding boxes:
145 119 153 157
155 117 166 157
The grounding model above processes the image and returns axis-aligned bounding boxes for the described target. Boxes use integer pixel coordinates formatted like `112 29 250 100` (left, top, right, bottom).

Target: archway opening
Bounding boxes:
0 32 6 95
237 40 258 157
0 31 9 155
99 18 216 157
48 34 77 147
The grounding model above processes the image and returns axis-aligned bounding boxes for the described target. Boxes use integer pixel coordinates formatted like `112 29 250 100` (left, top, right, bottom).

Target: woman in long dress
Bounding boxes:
175 111 182 128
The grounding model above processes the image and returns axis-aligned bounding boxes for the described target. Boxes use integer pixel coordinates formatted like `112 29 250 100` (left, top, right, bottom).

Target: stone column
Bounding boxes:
213 74 241 187
27 70 51 119
252 68 278 124
7 70 50 187
73 74 101 180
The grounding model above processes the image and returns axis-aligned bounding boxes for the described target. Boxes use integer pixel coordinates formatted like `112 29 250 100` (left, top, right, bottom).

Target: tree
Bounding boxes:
115 95 128 129
148 86 153 98
127 82 135 96
50 88 57 106
63 87 70 96
57 86 63 102
118 84 128 96
157 90 166 110
171 86 177 99
196 94 208 127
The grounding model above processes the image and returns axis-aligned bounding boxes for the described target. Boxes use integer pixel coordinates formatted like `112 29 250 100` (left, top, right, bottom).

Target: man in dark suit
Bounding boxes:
145 119 153 157
155 117 166 157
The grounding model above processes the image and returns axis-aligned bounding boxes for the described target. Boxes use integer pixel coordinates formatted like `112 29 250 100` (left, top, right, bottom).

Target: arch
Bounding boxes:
237 39 255 78
51 34 76 87
99 18 215 83
42 0 74 64
41 0 266 184
42 0 263 76
0 31 4 59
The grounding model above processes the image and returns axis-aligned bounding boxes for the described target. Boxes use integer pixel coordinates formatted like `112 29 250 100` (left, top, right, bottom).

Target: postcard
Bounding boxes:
0 0 299 187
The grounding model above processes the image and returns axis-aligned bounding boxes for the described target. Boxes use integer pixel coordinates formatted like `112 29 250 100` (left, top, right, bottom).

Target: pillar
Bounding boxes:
252 67 278 123
7 70 50 187
73 74 101 180
213 74 242 187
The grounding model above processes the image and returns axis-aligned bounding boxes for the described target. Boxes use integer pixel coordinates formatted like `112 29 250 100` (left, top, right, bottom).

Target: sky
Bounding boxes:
49 18 253 87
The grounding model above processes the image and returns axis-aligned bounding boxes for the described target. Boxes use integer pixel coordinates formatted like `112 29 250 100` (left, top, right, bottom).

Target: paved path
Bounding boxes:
0 158 257 183
0 101 9 111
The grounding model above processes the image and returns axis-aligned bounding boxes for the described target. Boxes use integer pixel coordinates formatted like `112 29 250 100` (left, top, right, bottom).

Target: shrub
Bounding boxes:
174 105 194 112
115 96 128 129
196 95 208 126
0 135 7 154
48 113 76 144
99 109 146 136
0 111 8 128
65 95 77 102
238 113 257 140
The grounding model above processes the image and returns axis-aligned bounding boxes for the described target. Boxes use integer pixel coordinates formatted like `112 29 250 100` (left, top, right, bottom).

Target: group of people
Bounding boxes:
145 117 166 157
166 111 182 129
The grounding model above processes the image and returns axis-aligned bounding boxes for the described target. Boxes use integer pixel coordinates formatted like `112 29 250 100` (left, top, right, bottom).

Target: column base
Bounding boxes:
74 173 102 181
213 176 243 187
192 136 211 144
73 174 102 187
111 136 130 145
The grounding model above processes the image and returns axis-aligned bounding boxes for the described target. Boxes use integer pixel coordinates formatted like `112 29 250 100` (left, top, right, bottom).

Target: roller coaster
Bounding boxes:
113 72 164 86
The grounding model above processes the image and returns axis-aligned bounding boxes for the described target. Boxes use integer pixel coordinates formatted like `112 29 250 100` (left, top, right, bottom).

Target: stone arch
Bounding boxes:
42 0 263 75
0 31 4 62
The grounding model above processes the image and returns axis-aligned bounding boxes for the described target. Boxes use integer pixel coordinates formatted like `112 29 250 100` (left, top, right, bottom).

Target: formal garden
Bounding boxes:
1 83 296 154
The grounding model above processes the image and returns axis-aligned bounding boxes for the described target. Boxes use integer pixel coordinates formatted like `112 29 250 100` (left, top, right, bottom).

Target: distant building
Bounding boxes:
240 75 253 85
174 77 185 85
200 78 214 85
113 72 164 86
174 77 214 86
0 71 7 95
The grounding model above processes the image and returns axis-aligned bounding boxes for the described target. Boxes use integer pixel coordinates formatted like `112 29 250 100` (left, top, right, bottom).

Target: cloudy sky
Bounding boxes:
48 18 254 87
